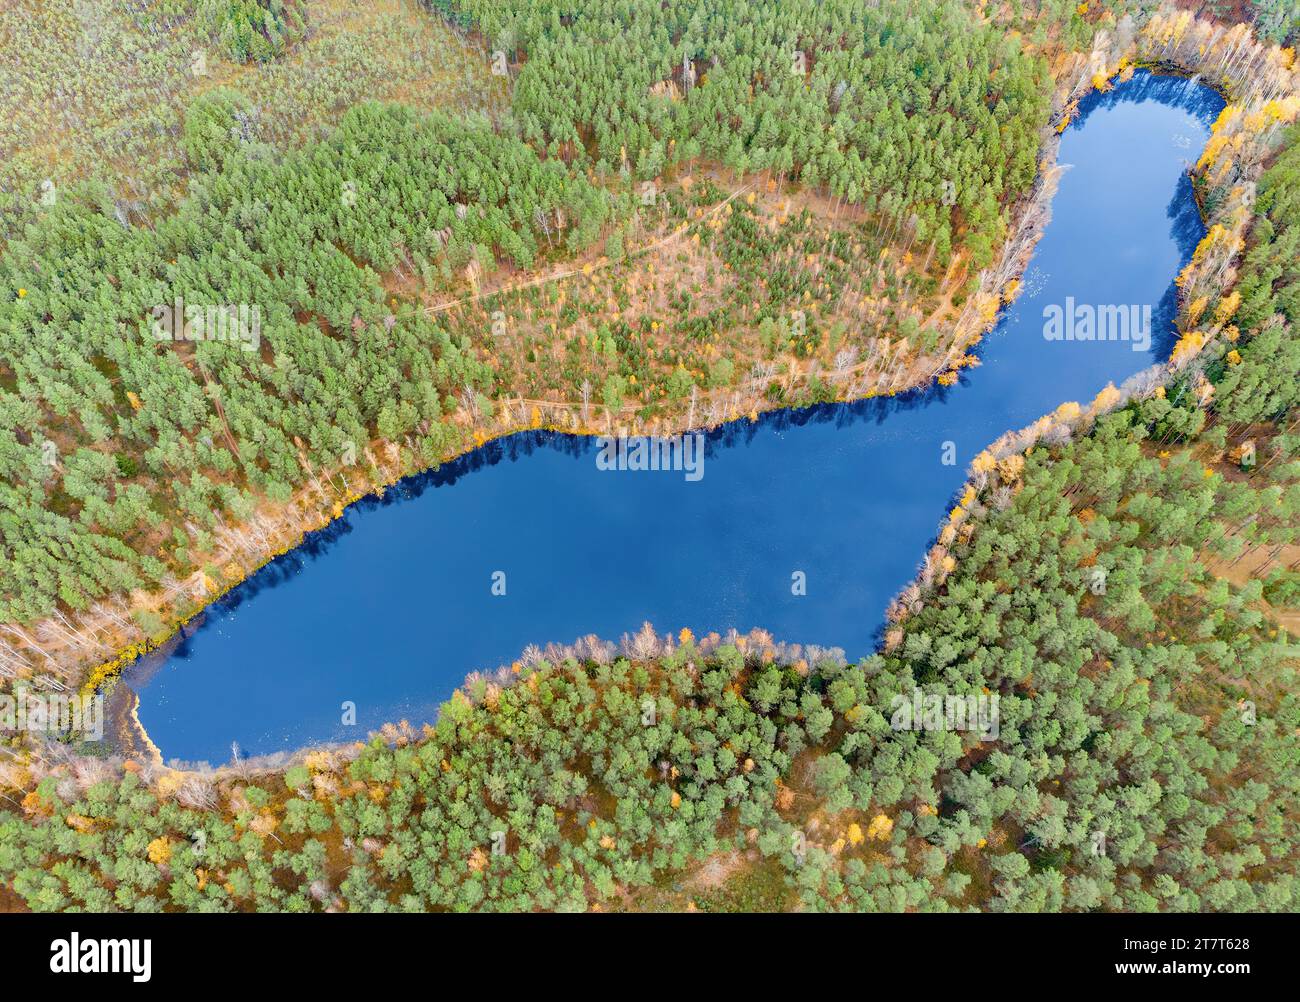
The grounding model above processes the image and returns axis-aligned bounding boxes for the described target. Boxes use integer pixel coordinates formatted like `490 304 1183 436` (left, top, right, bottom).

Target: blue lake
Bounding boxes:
128 72 1223 765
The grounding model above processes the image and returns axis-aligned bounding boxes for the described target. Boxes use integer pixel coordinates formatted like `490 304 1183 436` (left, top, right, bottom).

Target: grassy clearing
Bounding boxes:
0 0 507 237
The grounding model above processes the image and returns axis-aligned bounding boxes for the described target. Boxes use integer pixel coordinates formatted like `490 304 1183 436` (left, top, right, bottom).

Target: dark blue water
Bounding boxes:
129 73 1222 765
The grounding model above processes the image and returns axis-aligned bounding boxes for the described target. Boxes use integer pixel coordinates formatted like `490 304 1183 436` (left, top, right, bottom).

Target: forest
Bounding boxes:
5 317 1299 909
1 0 1299 911
1 0 1060 663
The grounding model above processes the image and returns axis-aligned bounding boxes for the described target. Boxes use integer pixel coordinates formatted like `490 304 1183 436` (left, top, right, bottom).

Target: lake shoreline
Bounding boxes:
22 19 1294 762
116 69 1237 764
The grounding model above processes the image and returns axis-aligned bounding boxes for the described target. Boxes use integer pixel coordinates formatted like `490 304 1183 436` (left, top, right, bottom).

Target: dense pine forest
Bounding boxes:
1 0 1057 639
2 0 1299 912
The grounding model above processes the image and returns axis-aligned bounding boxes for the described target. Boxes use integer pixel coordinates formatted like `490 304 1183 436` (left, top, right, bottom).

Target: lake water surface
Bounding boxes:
128 72 1223 764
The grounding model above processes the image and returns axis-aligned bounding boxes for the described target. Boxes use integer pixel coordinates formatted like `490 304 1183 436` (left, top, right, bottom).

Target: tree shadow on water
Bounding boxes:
1074 68 1225 131
1149 173 1210 359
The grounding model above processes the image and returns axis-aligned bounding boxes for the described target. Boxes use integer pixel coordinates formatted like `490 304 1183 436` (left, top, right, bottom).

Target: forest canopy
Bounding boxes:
1 0 1298 915
0 0 1053 631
